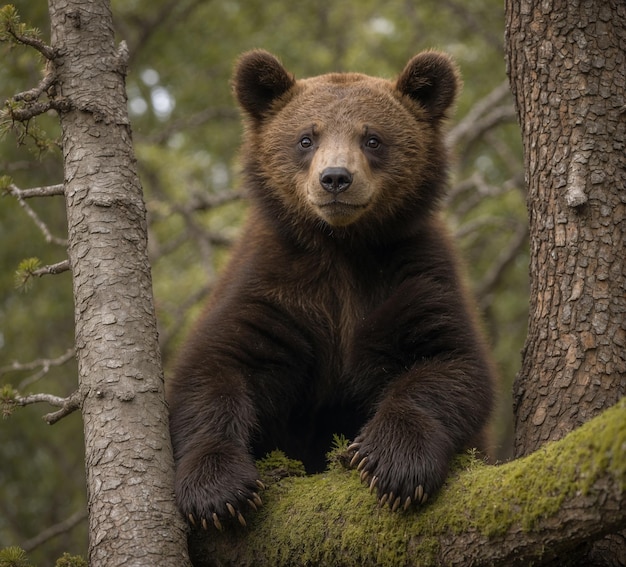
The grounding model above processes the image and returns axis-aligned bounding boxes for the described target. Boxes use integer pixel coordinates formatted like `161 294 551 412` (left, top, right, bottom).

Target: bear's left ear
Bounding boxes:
395 51 460 121
233 50 295 123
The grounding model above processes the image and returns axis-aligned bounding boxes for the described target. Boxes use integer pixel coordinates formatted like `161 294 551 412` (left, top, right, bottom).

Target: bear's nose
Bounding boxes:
319 167 353 194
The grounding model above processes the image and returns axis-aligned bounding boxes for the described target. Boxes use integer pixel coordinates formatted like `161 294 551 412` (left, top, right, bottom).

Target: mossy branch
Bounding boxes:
190 399 626 567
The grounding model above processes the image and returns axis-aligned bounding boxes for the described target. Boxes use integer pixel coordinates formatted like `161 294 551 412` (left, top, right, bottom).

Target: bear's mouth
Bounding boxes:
313 199 371 226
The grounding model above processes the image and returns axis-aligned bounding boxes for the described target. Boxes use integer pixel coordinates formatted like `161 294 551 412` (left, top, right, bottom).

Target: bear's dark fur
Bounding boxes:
167 50 495 529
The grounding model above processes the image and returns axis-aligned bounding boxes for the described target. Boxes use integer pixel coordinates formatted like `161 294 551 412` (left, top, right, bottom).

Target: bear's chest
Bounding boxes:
271 260 387 381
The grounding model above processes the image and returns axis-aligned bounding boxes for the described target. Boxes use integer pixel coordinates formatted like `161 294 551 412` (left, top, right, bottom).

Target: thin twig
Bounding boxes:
449 80 515 147
8 183 67 246
21 509 88 552
144 107 239 145
477 223 529 305
16 392 69 407
0 347 76 390
33 259 71 277
15 390 81 425
13 70 56 103
5 25 57 60
6 183 64 198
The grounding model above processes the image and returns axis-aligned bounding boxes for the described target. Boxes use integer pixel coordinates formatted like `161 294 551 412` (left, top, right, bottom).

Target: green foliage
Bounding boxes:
53 553 86 567
0 175 12 192
0 548 85 567
0 384 18 418
0 547 31 567
1 106 56 154
13 257 40 291
257 450 307 479
325 433 352 469
0 5 41 46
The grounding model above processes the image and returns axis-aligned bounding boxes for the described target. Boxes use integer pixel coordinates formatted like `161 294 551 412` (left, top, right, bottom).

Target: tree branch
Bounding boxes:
6 183 64 198
13 70 57 104
477 222 528 305
21 509 87 552
449 80 516 148
7 183 67 246
5 27 56 60
0 5 57 59
15 390 81 425
0 347 76 390
32 259 71 277
189 399 626 567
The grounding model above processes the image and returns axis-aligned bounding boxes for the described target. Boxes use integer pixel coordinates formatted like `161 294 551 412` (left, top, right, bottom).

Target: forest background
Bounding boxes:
0 0 525 563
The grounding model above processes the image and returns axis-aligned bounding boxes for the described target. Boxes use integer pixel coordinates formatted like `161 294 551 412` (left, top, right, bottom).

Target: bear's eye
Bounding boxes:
299 136 313 149
365 136 381 149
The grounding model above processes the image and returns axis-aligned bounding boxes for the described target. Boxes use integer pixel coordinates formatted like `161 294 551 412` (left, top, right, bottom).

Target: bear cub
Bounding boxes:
167 50 495 529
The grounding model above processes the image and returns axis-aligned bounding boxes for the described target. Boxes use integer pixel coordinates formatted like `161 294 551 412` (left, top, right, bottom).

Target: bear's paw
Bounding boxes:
174 445 265 530
347 410 453 512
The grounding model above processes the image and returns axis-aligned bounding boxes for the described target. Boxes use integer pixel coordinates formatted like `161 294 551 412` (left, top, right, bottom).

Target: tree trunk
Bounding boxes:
505 0 626 457
505 0 626 563
48 0 191 564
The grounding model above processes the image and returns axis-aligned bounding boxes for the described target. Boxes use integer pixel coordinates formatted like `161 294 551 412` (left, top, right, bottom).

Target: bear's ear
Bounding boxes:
395 51 460 121
233 50 295 123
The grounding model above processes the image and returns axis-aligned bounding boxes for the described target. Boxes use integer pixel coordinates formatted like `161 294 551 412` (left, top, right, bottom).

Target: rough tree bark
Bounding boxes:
505 0 626 563
47 0 191 564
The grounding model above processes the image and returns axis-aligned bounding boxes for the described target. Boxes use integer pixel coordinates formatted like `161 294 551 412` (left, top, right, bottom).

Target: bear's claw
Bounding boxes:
349 439 430 511
182 490 263 530
193 492 261 530
212 512 223 530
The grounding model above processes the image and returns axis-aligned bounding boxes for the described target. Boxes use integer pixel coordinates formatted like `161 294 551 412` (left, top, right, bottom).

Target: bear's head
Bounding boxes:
233 50 459 235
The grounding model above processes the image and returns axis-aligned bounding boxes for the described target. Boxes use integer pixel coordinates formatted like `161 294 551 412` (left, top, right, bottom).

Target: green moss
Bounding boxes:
200 400 625 566
415 399 625 540
257 450 306 479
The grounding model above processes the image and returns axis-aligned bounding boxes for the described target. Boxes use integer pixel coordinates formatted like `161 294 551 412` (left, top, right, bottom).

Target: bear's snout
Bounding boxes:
319 167 353 194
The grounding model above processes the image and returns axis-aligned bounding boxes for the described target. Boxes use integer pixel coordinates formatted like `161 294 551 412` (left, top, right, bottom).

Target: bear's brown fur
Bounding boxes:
167 50 495 529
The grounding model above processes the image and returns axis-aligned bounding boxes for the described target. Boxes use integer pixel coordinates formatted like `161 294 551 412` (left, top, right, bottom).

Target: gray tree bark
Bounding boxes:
47 0 191 564
505 0 626 564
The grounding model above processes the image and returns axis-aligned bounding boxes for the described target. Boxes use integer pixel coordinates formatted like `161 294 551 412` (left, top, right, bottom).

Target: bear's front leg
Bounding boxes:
348 397 453 512
348 358 491 512
174 437 264 530
168 367 266 530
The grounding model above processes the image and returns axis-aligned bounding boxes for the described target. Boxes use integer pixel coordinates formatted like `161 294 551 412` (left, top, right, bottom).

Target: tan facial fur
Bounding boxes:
302 126 380 227
258 75 432 230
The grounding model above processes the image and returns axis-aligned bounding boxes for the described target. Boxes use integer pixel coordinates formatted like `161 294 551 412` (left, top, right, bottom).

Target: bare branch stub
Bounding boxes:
13 69 57 104
33 259 71 277
6 183 64 199
15 390 81 425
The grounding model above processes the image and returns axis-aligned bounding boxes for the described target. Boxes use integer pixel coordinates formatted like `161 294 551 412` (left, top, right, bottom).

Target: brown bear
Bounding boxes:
167 50 495 530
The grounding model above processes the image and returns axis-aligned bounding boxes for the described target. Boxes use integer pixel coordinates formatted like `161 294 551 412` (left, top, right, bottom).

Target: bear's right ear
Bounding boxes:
233 50 295 123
